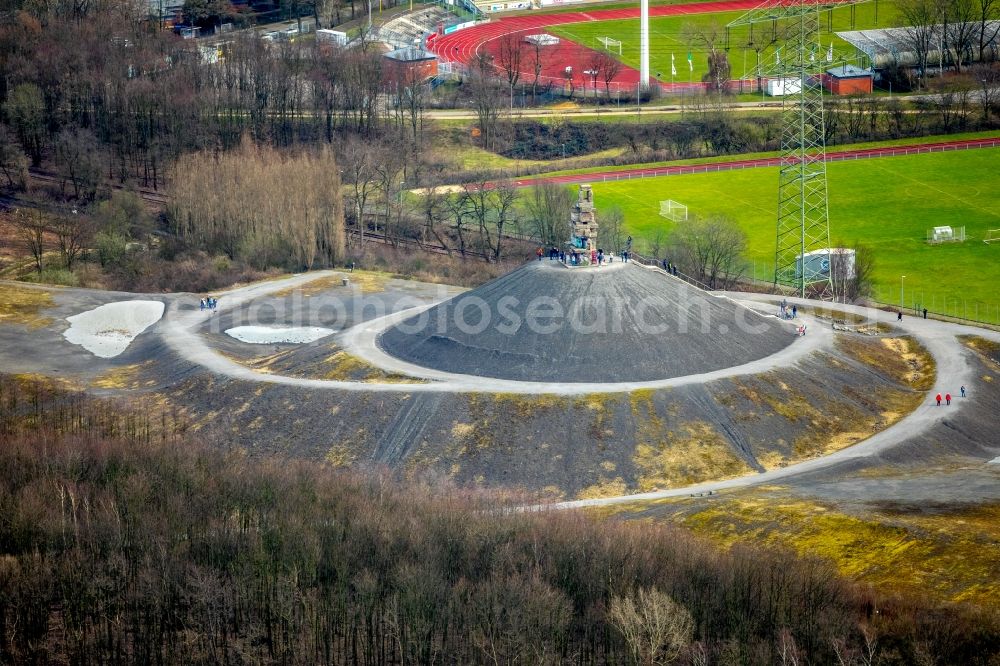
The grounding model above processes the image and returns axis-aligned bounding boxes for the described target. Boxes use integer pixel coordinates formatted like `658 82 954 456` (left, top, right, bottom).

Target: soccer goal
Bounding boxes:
985 229 1000 244
660 200 688 222
597 36 622 55
926 225 966 244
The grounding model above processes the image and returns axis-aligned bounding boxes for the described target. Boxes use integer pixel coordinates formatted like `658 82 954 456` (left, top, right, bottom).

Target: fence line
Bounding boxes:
564 138 1000 184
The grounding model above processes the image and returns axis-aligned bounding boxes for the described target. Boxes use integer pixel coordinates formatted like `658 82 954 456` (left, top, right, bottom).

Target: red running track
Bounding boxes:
510 137 1000 187
428 0 855 92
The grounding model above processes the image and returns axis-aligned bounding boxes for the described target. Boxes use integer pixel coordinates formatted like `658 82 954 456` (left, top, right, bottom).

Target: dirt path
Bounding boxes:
542 296 1000 509
162 267 829 394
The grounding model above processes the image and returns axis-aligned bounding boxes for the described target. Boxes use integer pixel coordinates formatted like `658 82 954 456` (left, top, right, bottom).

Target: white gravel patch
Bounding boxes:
64 300 165 358
988 456 1000 465
225 326 334 344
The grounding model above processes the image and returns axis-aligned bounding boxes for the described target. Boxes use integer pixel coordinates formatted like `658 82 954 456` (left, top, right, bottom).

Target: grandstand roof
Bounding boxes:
838 22 1000 62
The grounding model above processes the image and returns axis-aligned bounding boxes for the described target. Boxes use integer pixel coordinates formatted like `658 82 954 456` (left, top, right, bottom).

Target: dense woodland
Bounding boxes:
1 373 999 665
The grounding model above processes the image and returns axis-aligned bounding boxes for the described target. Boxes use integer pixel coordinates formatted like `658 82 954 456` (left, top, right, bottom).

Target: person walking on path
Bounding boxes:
923 308 928 319
936 393 942 406
897 311 903 321
946 393 952 405
792 305 797 318
961 385 966 398
536 247 543 261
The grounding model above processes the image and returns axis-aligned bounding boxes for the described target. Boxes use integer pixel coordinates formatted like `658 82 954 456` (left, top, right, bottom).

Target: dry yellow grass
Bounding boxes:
837 335 936 391
272 271 390 298
0 284 54 328
90 362 158 390
632 420 753 491
576 476 629 499
681 495 1000 610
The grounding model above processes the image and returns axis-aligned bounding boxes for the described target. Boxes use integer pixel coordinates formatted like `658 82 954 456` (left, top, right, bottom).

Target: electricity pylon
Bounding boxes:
729 1 864 299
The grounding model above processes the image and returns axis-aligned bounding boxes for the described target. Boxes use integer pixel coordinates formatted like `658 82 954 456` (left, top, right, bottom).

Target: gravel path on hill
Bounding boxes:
162 267 828 394
542 297 1000 510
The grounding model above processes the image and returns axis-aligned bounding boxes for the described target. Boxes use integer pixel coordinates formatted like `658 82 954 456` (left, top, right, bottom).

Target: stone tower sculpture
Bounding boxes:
570 184 598 250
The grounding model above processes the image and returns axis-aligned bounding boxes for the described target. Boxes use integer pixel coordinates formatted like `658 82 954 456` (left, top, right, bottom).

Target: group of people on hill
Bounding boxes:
538 246 629 266
935 386 966 406
200 297 218 311
779 300 798 320
660 259 679 276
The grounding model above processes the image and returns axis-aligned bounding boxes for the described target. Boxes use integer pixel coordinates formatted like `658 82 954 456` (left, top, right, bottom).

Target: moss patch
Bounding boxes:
0 284 54 328
91 362 158 390
680 496 1000 610
272 271 390 298
837 335 936 391
633 421 752 491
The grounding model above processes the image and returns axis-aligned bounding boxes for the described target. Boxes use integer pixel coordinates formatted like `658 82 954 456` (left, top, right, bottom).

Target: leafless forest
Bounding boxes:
1 374 998 665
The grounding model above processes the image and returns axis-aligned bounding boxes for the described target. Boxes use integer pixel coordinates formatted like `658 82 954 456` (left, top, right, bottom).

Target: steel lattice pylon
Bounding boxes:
730 1 864 298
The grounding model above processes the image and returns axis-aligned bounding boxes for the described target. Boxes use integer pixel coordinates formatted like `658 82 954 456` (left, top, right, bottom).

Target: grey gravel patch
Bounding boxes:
379 262 792 382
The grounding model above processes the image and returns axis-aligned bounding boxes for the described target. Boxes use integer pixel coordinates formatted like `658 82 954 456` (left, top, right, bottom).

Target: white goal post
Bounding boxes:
926 225 966 244
597 36 622 55
659 200 688 222
985 229 1000 244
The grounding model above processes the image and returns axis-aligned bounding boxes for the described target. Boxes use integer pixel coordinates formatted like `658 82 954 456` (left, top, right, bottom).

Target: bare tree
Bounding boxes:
608 587 693 666
51 212 96 271
528 40 546 99
0 125 29 190
899 0 940 87
12 207 50 273
468 52 504 151
525 181 572 247
973 63 1000 120
596 51 623 97
496 33 523 95
668 215 747 288
977 0 1000 60
415 183 453 255
342 136 379 244
944 0 980 71
587 50 604 95
53 128 102 201
602 205 627 254
831 243 875 303
491 180 519 260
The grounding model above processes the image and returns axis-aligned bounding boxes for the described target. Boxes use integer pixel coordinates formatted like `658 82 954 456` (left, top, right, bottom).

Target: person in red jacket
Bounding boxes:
936 393 942 406
946 393 951 405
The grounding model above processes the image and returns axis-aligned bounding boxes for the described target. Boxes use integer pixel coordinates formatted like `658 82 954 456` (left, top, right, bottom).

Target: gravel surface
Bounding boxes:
379 262 792 382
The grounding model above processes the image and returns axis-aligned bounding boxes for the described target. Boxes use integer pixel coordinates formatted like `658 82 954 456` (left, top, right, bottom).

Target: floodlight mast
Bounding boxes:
729 0 867 299
640 0 650 88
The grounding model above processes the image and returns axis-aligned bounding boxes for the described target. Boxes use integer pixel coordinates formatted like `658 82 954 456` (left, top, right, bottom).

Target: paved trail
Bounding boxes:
159 270 1000 503
543 296 1000 510
163 267 827 394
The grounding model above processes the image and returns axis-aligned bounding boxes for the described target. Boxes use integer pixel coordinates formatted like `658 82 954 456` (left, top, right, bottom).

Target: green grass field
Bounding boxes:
591 147 1000 322
548 0 900 84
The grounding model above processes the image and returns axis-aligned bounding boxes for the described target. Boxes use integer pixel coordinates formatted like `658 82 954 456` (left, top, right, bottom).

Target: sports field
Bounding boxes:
592 148 1000 321
548 1 899 84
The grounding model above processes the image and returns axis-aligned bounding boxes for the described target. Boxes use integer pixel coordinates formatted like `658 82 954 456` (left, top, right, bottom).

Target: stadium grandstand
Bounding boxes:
838 22 1000 69
376 3 478 49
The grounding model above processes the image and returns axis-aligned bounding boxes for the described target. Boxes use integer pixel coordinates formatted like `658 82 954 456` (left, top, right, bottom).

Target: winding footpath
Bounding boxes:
162 267 828 395
160 269 1000 504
